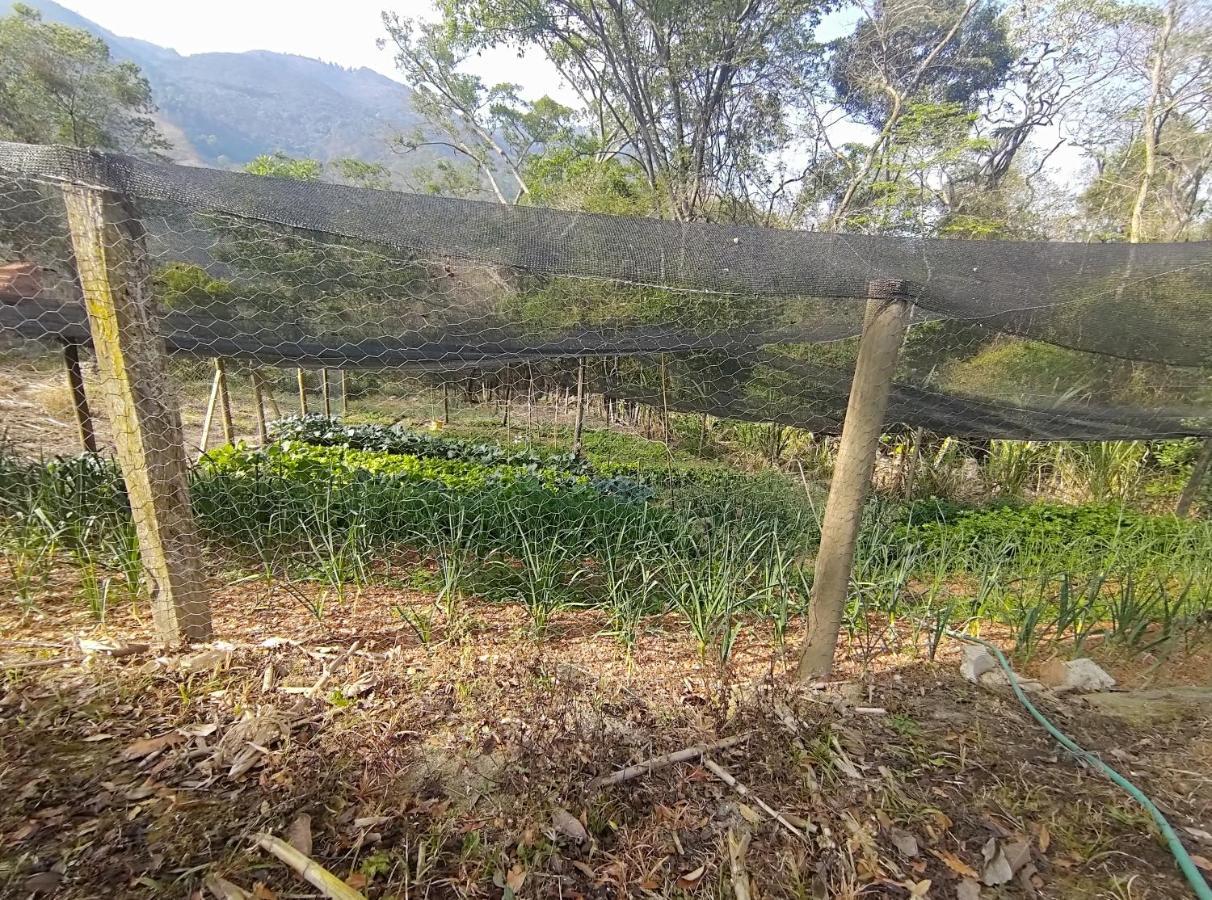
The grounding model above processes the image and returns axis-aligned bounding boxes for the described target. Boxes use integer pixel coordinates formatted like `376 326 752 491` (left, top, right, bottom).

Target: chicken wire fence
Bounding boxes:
1 139 1211 461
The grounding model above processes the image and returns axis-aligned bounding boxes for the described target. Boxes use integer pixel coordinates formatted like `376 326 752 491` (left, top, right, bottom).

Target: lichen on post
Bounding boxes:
61 183 213 645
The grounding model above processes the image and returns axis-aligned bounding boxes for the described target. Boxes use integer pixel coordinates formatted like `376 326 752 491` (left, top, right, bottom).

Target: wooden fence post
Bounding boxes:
62 340 97 453
1176 436 1212 518
797 280 909 681
62 184 212 644
339 369 348 417
321 368 332 417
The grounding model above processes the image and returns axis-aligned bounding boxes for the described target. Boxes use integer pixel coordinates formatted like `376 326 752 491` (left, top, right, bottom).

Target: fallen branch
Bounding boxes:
254 833 366 900
703 757 806 841
587 733 749 790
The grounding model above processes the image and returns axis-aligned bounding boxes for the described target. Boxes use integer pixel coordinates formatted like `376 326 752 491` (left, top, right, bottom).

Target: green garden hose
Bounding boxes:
947 631 1212 900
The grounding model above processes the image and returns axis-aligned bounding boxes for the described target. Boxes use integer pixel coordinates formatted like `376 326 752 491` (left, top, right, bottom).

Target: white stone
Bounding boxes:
960 645 997 683
1039 658 1116 694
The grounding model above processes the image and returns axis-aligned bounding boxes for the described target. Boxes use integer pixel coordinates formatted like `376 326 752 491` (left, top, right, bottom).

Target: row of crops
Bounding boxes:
3 416 1211 661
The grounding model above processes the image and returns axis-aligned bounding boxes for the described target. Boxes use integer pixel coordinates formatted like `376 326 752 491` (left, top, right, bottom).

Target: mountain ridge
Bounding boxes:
2 0 426 175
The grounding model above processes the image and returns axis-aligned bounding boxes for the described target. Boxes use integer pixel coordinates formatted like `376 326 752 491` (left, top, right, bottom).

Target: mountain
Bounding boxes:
2 0 428 175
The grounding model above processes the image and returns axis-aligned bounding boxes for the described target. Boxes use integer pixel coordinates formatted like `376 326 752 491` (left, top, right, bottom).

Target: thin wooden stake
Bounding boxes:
442 381 450 425
62 183 212 644
339 369 348 417
798 280 909 681
251 369 268 445
297 368 308 415
1176 436 1212 518
62 341 97 453
572 357 587 457
215 357 234 445
200 363 221 451
264 375 282 420
321 368 331 417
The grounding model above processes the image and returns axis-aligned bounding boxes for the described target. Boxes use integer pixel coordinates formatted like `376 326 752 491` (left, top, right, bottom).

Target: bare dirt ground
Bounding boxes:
2 573 1210 899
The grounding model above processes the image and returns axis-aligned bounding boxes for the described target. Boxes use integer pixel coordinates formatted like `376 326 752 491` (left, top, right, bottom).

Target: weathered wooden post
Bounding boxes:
1176 436 1212 518
339 369 348 417
321 368 332 417
442 381 450 425
62 184 213 644
798 279 909 681
61 340 97 453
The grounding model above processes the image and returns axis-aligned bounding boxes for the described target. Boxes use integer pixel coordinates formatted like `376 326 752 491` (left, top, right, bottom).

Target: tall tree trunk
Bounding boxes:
1129 0 1177 243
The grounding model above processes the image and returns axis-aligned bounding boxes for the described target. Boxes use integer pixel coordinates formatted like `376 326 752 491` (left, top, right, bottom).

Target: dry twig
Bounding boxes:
703 757 806 841
587 733 749 789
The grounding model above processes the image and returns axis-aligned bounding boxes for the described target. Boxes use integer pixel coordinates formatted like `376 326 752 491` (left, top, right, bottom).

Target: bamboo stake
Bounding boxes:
297 368 308 415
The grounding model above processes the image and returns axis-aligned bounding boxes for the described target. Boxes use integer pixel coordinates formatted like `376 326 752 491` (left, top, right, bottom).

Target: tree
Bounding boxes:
244 152 324 181
0 4 164 152
381 14 576 204
822 0 1013 230
406 0 831 221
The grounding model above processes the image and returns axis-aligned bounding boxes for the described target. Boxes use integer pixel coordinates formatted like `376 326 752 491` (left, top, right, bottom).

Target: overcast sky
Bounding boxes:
57 0 580 103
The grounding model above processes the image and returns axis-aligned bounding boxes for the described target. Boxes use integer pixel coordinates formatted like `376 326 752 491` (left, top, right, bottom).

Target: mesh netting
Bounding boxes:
1 140 1210 446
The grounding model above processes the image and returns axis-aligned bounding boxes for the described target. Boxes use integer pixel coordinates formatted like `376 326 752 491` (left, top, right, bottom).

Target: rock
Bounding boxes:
889 827 920 858
960 646 997 683
1083 687 1212 725
1039 658 1115 694
552 807 588 845
980 837 1014 886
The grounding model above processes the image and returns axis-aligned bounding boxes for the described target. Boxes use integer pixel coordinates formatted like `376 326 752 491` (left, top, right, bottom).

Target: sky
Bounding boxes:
57 0 581 103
